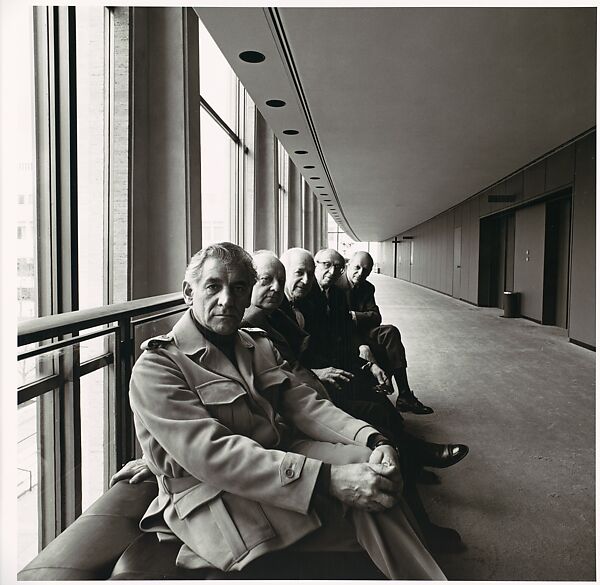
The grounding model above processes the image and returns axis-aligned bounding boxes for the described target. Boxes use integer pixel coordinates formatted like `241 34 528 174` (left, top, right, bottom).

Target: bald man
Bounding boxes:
284 249 367 388
337 251 433 415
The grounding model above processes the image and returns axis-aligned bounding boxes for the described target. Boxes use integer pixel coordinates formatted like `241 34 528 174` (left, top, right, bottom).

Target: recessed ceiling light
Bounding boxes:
239 51 265 63
283 129 299 135
266 99 286 107
303 165 315 169
295 150 308 155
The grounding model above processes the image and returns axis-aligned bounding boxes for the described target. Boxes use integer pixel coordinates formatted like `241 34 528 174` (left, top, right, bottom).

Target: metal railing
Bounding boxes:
17 292 186 545
18 292 185 404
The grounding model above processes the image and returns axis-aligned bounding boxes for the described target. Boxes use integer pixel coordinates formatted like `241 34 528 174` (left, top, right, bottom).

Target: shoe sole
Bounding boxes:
396 405 434 415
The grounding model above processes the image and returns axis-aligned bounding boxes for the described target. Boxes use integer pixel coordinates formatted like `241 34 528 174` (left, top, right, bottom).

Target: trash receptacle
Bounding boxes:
503 291 520 318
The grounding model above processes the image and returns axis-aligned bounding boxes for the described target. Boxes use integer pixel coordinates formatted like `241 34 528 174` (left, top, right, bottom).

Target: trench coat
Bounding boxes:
129 309 379 571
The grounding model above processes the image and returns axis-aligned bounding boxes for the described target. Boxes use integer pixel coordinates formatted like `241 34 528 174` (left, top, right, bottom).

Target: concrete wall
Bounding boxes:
390 130 595 346
130 8 200 298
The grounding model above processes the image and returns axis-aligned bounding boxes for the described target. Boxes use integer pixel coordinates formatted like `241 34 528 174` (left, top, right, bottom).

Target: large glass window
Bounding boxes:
198 18 236 130
74 5 111 516
75 10 109 511
198 16 240 246
18 399 40 571
16 5 37 330
76 7 107 311
16 10 40 572
327 213 354 255
18 8 116 567
200 108 234 245
327 213 380 265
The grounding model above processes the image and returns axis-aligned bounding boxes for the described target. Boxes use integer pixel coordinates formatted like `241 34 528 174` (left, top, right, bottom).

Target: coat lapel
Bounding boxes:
172 309 246 387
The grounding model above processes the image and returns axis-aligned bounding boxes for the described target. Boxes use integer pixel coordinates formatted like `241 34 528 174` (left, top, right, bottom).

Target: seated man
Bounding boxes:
242 250 466 550
282 248 380 399
127 242 445 580
279 248 467 470
337 250 433 415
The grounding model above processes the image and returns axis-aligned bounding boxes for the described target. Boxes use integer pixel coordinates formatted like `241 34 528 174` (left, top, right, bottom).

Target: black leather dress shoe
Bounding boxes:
396 393 434 415
418 442 469 469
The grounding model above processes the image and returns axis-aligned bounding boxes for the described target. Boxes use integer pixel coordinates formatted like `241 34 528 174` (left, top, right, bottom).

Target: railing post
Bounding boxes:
117 318 136 466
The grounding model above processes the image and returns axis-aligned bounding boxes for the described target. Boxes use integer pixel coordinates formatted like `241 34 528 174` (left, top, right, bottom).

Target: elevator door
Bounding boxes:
543 197 571 328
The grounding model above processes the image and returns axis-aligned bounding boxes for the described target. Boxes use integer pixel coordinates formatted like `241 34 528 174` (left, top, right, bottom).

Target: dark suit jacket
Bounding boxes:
241 305 330 399
296 285 364 373
242 305 307 365
335 274 382 334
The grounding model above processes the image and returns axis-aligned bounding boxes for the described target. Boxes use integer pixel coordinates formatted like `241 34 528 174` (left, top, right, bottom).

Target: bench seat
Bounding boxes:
18 480 384 580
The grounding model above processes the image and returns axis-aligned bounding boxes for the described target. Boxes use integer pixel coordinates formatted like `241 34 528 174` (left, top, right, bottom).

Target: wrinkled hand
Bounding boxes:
369 363 390 386
329 462 402 512
369 445 403 490
109 458 153 488
312 367 354 390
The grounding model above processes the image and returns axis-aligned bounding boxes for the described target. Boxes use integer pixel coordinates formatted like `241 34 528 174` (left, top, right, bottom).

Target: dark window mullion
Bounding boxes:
200 95 240 145
55 6 82 531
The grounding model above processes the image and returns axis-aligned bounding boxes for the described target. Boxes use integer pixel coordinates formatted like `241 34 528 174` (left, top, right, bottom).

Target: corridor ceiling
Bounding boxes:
196 7 596 241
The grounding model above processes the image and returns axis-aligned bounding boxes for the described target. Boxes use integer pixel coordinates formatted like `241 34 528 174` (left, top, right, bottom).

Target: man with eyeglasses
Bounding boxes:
295 248 390 402
286 250 469 493
278 249 467 478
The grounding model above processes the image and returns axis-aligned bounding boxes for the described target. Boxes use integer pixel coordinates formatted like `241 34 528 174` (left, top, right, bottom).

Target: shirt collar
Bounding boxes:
172 309 253 355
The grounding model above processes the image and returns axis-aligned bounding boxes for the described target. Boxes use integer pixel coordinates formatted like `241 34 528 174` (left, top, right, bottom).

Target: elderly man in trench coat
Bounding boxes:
128 242 445 580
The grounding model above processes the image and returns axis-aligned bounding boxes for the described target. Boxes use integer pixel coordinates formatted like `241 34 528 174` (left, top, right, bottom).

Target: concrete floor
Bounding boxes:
370 273 596 581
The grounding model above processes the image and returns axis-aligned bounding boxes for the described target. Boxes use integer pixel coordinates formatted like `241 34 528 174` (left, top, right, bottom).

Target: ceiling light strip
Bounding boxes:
264 7 360 240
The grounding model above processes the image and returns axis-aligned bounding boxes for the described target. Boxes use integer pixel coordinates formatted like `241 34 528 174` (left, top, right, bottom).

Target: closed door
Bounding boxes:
543 197 571 327
453 226 462 298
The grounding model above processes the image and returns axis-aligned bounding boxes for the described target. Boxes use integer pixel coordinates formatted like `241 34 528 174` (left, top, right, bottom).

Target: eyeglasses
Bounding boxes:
315 260 345 271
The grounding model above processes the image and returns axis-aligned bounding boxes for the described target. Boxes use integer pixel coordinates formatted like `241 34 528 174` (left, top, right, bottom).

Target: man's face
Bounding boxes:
284 253 315 302
183 257 252 335
347 254 373 286
252 256 285 311
314 250 345 290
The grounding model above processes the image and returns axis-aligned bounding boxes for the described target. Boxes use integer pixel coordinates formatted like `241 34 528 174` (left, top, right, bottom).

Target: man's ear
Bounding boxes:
182 280 194 306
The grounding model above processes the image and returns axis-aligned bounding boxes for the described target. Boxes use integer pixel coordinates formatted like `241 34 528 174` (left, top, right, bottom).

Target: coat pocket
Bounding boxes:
255 365 290 393
173 484 275 569
195 380 251 433
172 482 222 518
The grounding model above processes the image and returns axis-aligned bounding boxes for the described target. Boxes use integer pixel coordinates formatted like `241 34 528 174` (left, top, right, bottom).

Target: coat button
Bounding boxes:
285 468 295 478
